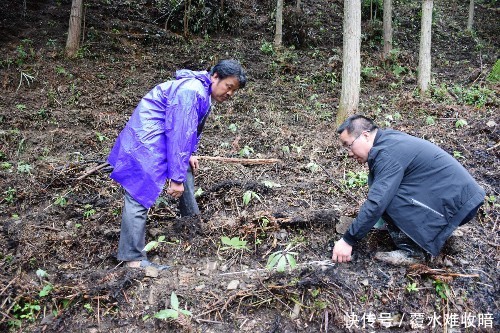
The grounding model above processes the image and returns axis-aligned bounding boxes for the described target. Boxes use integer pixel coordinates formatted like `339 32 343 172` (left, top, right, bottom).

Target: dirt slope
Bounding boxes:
0 0 498 332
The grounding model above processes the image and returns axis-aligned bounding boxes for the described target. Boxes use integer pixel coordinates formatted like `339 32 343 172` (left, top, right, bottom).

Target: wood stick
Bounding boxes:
76 162 110 180
197 156 281 165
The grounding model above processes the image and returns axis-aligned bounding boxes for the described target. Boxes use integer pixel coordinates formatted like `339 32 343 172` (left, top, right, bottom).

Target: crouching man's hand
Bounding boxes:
167 181 184 199
332 238 353 263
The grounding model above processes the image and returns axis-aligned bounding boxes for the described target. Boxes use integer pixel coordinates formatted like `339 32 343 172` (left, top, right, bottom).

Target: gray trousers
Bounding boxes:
117 169 199 261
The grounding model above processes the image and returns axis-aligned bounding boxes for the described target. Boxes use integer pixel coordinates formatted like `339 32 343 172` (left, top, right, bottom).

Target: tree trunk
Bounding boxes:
337 0 361 127
467 0 474 31
65 0 83 58
184 0 191 38
274 0 283 46
382 0 393 59
417 0 433 95
296 0 301 10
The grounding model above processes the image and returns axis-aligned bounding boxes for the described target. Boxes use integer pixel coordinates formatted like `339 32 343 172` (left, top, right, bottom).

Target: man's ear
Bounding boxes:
211 72 219 81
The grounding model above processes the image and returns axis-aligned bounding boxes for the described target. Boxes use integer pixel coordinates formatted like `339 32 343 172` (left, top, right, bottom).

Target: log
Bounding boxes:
197 156 281 165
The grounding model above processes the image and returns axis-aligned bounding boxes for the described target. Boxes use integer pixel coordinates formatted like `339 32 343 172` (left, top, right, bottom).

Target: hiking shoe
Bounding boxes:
374 250 424 266
124 260 170 271
139 259 170 271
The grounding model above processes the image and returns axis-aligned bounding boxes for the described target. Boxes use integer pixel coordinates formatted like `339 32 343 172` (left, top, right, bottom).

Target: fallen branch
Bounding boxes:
197 156 281 165
219 260 335 276
408 264 480 282
75 155 281 181
76 162 110 180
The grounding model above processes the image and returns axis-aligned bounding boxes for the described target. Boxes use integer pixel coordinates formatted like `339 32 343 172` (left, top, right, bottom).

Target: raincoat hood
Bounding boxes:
176 70 212 89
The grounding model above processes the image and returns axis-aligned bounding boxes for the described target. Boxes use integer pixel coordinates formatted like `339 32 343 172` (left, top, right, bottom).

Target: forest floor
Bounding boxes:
0 0 499 332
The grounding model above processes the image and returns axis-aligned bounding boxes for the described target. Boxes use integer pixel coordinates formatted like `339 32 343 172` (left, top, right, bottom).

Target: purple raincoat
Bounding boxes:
108 70 212 208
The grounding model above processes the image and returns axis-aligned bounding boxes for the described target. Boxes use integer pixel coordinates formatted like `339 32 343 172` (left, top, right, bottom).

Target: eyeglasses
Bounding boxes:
344 130 370 151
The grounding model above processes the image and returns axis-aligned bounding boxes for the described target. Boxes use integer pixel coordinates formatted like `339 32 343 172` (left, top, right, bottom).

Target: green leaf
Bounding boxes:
179 309 192 317
276 255 287 272
266 252 281 269
170 292 179 310
157 235 165 242
243 191 252 205
154 309 178 320
39 284 53 297
286 254 297 269
143 240 158 252
36 269 48 278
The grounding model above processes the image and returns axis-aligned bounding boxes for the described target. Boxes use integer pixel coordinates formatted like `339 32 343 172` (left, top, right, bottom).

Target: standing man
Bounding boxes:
332 115 485 265
108 60 246 269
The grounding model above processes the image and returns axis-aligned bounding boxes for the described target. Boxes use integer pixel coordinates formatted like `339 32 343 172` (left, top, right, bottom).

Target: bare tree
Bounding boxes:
337 0 361 126
467 0 474 31
184 0 192 37
274 0 284 46
382 0 393 60
296 0 301 10
65 0 83 58
417 0 433 94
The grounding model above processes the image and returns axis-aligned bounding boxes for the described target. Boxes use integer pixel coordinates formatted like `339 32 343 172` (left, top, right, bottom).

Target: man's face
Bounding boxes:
339 130 372 164
210 73 240 103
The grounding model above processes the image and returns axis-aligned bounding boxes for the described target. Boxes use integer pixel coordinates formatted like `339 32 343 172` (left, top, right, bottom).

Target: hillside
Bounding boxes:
0 0 498 332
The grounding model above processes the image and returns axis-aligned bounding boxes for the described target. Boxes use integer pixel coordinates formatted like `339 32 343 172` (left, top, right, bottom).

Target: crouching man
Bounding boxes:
332 115 485 265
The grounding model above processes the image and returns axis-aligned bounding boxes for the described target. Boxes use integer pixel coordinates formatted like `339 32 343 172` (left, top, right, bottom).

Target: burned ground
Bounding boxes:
0 0 499 332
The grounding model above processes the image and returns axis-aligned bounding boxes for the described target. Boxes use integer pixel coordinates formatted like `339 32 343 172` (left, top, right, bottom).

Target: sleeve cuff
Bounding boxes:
342 232 357 246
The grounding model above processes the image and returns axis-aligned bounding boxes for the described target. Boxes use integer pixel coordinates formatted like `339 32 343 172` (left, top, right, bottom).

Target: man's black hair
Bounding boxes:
337 114 378 135
210 59 247 88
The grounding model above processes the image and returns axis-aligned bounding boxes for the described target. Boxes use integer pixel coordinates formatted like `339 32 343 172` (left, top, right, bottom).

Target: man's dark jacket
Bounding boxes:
343 129 485 256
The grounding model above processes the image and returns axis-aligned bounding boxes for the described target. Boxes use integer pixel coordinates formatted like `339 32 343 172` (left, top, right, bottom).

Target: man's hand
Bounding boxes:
189 156 199 173
331 238 353 263
167 181 184 198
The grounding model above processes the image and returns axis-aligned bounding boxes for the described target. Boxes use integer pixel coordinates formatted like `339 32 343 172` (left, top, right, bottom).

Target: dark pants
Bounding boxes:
117 169 199 262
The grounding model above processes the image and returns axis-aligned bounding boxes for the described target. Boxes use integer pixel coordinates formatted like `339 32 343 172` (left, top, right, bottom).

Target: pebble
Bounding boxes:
227 280 239 290
145 266 159 278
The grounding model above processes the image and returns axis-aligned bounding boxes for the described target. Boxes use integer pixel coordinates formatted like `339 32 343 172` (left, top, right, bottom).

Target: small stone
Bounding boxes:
361 279 369 286
227 280 239 290
195 284 205 291
41 314 55 325
291 302 301 320
486 120 497 127
220 264 228 272
200 269 210 276
207 261 218 271
145 266 159 278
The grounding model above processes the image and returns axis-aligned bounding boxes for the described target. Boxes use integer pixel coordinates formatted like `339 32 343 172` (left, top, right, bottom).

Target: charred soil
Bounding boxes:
0 0 499 332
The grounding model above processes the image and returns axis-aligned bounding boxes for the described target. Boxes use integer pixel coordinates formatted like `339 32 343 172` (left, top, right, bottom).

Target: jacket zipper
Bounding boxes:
411 199 444 217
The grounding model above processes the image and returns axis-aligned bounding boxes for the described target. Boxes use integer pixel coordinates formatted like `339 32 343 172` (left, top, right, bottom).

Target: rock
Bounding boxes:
195 284 205 291
207 261 218 271
145 266 159 278
486 120 497 127
227 280 239 290
361 279 369 286
41 313 55 325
